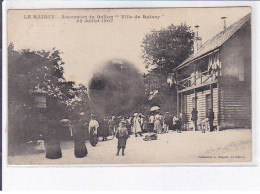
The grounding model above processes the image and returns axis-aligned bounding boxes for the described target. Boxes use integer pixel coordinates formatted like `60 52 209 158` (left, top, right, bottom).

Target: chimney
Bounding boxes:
221 17 227 30
194 25 202 53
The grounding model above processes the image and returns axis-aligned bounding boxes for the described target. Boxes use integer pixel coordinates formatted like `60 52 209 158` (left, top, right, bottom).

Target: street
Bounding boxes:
8 129 252 165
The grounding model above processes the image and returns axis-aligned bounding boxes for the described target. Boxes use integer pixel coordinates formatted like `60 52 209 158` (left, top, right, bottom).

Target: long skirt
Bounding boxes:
131 125 135 133
134 123 142 133
89 128 98 146
117 138 127 149
109 126 114 135
147 123 154 132
154 120 162 133
45 140 62 159
74 140 88 158
102 127 110 137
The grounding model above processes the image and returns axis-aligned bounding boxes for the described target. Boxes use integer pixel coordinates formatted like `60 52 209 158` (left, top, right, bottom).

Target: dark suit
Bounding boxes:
208 110 214 132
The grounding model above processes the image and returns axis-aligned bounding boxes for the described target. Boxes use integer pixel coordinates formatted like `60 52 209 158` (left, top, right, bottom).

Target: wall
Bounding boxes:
220 19 251 83
219 79 251 129
219 18 251 129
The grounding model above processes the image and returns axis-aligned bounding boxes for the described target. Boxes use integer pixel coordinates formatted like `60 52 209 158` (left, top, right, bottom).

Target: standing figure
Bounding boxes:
126 116 132 137
108 116 116 136
207 108 215 132
176 113 183 133
154 113 162 134
163 112 171 133
114 116 121 132
73 126 88 158
130 116 135 134
172 116 177 131
191 108 198 131
149 114 155 132
102 117 110 141
116 121 129 156
143 116 149 133
88 114 99 146
36 134 45 153
200 118 208 133
44 120 62 159
139 113 144 131
133 113 142 137
168 113 174 131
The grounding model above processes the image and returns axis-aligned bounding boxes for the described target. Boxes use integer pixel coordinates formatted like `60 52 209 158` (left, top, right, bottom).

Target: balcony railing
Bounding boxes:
177 69 217 89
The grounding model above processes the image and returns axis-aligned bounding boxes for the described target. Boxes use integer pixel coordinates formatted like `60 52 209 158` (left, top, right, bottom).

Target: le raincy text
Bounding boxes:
24 15 55 19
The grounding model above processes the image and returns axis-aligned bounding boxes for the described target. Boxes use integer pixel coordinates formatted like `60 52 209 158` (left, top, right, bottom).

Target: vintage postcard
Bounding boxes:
6 7 252 165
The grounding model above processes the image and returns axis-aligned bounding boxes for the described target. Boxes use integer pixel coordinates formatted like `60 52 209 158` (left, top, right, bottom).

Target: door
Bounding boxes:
205 94 212 117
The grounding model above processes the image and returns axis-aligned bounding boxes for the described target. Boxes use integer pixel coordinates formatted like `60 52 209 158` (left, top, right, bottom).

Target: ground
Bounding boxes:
8 129 252 165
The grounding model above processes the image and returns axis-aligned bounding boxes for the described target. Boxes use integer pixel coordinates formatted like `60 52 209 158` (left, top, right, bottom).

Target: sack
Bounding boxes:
143 133 157 141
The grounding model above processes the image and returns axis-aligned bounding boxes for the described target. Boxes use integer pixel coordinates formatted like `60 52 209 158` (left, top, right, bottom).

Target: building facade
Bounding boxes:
173 13 251 130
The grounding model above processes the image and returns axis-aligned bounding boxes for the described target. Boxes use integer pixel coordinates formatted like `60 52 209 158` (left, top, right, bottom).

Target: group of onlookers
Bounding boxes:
148 112 182 134
40 108 215 159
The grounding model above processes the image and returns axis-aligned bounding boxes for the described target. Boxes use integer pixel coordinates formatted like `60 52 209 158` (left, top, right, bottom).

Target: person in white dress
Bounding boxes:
154 113 163 134
88 114 99 146
88 115 99 135
133 113 142 137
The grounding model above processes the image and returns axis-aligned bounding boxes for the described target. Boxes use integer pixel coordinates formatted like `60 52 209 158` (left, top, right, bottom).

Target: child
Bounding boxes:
36 134 45 153
116 121 129 156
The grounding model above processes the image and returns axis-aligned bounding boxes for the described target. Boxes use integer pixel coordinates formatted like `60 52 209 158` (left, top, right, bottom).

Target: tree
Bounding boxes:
141 24 194 115
141 24 194 75
69 83 91 120
8 44 88 145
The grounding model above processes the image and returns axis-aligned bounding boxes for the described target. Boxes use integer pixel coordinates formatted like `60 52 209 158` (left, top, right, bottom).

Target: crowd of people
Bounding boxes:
89 111 183 141
41 108 215 159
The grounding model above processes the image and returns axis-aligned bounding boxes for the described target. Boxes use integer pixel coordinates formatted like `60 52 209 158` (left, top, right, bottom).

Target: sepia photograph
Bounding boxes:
6 7 252 165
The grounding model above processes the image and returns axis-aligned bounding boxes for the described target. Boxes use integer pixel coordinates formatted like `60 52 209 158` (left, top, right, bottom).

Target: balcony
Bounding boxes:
177 69 218 92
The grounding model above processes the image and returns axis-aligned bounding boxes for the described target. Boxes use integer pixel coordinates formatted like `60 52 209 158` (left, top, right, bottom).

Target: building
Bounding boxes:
173 13 251 130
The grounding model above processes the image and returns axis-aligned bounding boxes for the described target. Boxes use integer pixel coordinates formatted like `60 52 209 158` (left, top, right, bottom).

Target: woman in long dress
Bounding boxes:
133 113 142 137
73 125 88 158
154 114 162 134
88 114 99 146
44 121 62 159
101 117 110 141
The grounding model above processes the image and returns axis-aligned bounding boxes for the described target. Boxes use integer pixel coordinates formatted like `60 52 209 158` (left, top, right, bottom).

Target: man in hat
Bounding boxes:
116 120 129 156
207 108 215 132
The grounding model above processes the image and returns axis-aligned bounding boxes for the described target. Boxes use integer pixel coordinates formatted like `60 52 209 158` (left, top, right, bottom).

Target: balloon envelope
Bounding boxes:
88 60 145 116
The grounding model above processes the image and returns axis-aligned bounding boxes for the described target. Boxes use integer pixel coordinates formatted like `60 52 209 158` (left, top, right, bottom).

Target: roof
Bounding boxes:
175 13 251 71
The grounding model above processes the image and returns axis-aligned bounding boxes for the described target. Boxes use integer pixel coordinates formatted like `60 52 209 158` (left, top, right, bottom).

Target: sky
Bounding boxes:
8 7 251 85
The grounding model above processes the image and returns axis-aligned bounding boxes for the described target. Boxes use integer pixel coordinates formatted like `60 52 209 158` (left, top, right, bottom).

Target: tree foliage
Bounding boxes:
142 24 194 75
8 43 90 144
141 24 194 114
